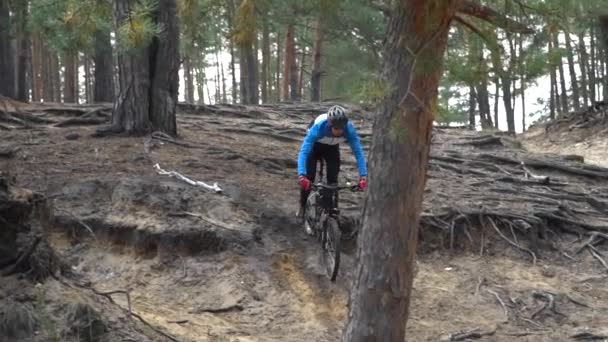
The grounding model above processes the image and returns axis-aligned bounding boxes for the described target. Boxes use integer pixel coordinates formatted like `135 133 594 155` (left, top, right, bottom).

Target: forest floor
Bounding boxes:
1 101 608 341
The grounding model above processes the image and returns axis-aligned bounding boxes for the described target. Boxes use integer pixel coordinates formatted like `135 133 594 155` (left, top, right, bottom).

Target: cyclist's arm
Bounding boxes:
345 122 368 177
297 123 323 176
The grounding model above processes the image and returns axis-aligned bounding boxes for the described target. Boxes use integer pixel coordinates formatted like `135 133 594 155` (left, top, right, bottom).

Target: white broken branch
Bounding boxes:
154 163 222 193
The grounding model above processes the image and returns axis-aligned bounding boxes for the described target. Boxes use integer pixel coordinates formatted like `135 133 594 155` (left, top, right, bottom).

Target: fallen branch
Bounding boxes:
486 289 509 322
154 163 222 193
447 326 496 341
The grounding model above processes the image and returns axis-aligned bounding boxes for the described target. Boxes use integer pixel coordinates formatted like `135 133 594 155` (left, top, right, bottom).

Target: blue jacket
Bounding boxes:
297 114 368 177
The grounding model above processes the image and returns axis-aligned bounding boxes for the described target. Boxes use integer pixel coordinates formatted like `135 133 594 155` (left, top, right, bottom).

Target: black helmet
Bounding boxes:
327 105 348 129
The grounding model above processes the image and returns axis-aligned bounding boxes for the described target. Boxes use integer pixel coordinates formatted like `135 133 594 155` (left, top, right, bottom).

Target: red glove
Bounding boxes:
299 176 311 191
358 177 367 191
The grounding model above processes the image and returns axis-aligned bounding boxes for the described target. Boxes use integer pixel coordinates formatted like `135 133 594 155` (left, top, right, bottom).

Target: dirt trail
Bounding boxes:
2 103 608 341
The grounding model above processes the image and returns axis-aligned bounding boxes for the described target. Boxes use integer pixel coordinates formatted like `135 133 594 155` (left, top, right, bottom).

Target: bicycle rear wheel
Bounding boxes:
322 217 341 282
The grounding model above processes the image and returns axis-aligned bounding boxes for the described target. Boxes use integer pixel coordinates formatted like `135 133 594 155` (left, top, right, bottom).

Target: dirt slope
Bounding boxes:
1 102 608 341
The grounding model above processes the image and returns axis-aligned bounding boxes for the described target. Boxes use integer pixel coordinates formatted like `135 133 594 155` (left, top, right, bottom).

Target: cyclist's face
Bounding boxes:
331 126 344 137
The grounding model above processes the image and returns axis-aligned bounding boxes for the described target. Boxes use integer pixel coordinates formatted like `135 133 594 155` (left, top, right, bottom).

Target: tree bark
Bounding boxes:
239 46 249 104
297 21 308 100
221 60 227 103
0 0 15 97
94 22 115 102
16 1 29 101
261 17 270 103
195 65 205 104
248 35 259 104
31 33 42 101
109 0 179 136
469 85 476 128
282 23 294 101
342 1 455 341
519 32 526 132
84 56 91 103
63 52 77 103
578 33 590 107
589 27 597 103
276 30 282 102
184 56 193 103
311 16 323 102
549 37 561 115
564 32 580 110
289 25 299 102
51 52 60 102
553 32 568 112
493 74 499 128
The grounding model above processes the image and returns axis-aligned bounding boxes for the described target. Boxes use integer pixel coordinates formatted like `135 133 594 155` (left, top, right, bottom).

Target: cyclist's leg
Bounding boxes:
300 143 321 208
324 144 340 185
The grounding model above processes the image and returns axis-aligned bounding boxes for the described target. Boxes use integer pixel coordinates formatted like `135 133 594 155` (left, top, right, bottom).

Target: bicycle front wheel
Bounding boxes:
323 217 341 282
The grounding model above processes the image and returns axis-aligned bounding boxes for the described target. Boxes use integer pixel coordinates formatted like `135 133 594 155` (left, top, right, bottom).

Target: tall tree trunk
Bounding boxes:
63 52 77 103
108 0 179 136
221 60 227 103
600 15 608 100
261 17 270 103
282 24 294 101
94 24 115 102
578 33 590 107
468 85 476 128
184 56 193 103
51 52 60 102
276 31 282 102
553 32 568 112
43 49 53 101
195 65 205 104
16 1 29 101
0 0 15 97
297 21 308 100
248 35 259 104
289 26 299 101
342 2 455 341
31 33 42 101
229 40 238 103
519 33 526 132
589 27 597 103
311 16 324 102
239 46 249 104
549 37 561 114
85 56 91 103
493 75 499 128
564 33 580 110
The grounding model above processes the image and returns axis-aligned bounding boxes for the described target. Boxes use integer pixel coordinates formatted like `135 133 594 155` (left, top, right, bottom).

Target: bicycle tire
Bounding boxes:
323 217 341 282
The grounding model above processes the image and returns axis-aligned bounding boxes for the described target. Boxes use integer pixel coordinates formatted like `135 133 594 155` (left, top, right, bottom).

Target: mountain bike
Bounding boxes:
300 181 359 282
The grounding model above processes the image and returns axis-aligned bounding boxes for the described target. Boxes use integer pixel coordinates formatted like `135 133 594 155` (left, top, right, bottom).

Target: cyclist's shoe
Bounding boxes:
304 220 314 235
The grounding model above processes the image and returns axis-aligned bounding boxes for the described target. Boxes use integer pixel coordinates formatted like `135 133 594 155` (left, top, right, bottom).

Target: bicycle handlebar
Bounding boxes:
311 183 361 191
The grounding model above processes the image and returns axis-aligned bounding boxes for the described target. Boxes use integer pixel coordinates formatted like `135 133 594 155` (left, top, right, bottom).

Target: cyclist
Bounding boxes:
297 105 367 233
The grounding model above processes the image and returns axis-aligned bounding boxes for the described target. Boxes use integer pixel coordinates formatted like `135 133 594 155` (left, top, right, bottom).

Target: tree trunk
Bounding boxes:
600 15 608 100
519 33 526 132
239 46 249 104
184 56 193 103
109 0 179 136
31 33 43 101
221 60 227 103
549 37 561 114
63 52 77 103
195 64 205 104
311 16 324 102
297 21 308 100
342 1 455 341
289 26 299 102
16 1 29 101
493 75 499 128
51 52 60 102
468 85 476 128
276 31 282 102
564 33 580 110
43 50 53 101
589 27 597 103
85 56 91 103
94 23 115 102
248 36 259 104
578 33 590 107
229 40 238 103
282 24 294 101
553 32 568 112
261 17 270 103
0 0 15 97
